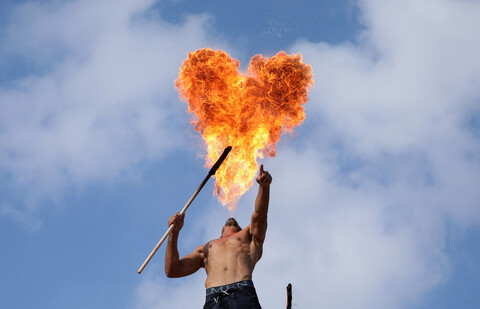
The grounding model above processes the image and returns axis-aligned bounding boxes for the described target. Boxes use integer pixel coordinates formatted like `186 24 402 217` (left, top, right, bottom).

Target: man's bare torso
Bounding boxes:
200 225 262 288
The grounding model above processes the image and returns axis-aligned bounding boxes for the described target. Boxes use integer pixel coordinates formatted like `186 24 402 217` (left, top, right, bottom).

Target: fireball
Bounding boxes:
176 48 313 208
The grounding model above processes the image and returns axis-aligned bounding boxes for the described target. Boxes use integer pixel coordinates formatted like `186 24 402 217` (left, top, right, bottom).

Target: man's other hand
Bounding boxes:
256 164 272 187
168 212 185 233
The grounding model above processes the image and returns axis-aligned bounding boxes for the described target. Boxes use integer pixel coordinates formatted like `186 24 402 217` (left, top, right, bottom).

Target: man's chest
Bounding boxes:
206 235 251 258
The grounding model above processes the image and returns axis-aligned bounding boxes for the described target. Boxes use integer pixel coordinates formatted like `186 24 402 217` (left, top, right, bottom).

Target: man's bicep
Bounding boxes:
250 211 267 244
174 246 204 277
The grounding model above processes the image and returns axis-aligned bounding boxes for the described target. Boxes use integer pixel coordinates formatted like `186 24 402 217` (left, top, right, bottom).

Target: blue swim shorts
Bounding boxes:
204 280 262 309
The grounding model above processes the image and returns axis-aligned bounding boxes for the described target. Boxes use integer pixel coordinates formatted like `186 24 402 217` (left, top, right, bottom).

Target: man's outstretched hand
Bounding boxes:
256 164 272 187
168 212 185 233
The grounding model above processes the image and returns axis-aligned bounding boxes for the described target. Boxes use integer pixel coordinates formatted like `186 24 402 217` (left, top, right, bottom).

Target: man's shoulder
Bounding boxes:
195 243 208 254
239 226 253 240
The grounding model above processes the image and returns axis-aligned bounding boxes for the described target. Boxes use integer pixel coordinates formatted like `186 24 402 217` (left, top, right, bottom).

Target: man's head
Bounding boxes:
221 217 242 237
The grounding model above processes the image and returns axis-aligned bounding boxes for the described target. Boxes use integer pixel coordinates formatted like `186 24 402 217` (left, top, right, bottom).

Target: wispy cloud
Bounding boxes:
0 203 42 231
0 0 222 208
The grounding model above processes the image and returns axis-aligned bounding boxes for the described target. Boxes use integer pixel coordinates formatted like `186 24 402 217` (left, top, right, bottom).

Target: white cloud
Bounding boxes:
0 0 223 206
248 147 446 308
297 0 480 221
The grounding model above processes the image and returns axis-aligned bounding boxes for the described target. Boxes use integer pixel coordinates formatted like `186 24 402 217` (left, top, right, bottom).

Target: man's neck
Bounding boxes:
221 229 239 238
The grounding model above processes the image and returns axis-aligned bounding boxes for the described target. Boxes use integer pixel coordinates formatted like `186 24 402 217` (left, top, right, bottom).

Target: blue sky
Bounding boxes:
1 0 480 308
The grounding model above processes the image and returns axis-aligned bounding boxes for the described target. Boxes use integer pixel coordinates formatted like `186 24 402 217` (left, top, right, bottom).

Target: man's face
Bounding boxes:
221 217 242 236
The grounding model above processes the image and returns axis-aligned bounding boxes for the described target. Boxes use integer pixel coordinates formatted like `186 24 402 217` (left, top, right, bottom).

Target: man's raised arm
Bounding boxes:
250 164 272 245
165 213 204 278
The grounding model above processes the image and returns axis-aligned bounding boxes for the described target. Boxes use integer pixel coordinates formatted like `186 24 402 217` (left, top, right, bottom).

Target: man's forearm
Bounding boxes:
165 231 180 277
254 185 270 216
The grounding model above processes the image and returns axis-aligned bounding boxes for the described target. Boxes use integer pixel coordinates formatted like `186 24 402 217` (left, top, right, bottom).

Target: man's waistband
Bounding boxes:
206 280 255 296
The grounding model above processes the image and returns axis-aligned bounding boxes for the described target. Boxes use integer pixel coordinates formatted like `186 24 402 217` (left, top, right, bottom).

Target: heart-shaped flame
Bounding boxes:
176 48 314 209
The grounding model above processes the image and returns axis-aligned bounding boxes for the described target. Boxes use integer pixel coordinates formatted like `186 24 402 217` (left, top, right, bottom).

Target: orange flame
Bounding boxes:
176 48 314 208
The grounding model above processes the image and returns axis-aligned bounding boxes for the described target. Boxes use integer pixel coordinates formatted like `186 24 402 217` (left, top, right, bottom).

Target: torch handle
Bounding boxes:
137 146 232 274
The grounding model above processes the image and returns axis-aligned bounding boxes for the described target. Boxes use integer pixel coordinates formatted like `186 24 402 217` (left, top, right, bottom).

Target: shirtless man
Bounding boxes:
165 165 272 308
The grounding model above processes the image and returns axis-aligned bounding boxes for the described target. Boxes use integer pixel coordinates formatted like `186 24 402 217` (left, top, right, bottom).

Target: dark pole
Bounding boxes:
286 283 292 309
